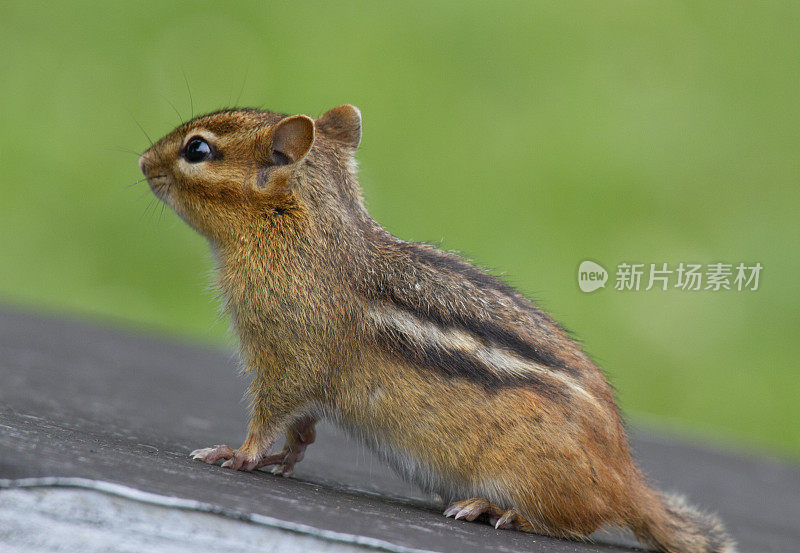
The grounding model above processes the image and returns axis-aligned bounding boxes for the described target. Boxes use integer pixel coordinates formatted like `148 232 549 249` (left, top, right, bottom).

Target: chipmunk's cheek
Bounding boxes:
167 194 192 219
177 158 208 176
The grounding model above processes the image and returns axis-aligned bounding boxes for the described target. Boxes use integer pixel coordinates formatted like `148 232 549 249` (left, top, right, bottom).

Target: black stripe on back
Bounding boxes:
372 316 569 401
387 242 581 377
386 289 579 378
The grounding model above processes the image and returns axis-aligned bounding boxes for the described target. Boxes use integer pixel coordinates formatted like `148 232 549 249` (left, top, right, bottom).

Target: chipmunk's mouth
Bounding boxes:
145 175 172 200
139 154 172 201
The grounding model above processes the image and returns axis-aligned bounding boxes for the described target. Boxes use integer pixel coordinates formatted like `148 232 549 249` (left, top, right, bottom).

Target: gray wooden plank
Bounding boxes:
0 308 796 553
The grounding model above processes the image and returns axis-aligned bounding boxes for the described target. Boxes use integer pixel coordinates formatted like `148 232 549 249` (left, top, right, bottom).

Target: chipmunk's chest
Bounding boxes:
218 271 341 367
222 282 309 342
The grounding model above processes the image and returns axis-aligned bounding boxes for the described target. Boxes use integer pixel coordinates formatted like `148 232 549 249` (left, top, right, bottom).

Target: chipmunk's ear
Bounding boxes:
269 115 315 165
316 105 362 150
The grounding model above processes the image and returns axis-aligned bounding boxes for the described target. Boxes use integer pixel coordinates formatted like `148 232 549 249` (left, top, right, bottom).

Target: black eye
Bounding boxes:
183 136 213 163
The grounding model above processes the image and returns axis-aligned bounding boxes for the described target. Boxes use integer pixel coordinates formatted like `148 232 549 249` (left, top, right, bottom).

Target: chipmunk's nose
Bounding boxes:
138 154 150 175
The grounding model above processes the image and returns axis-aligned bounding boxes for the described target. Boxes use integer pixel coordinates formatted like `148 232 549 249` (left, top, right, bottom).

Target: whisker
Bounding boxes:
234 65 249 107
126 177 149 189
140 196 157 222
127 174 166 190
161 94 185 126
128 110 154 148
182 69 194 118
108 146 143 157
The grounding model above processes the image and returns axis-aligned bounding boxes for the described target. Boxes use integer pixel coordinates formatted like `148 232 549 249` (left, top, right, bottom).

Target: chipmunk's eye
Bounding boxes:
182 136 213 163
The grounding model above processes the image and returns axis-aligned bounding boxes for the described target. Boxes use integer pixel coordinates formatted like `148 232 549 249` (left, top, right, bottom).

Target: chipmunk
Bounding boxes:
139 104 735 553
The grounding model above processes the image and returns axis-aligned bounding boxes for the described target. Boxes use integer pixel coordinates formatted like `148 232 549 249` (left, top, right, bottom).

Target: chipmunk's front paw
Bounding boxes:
190 444 235 464
190 445 263 471
259 444 306 477
258 417 316 477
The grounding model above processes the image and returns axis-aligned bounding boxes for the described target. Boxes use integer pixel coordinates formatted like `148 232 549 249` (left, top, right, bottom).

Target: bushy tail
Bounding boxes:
629 485 736 553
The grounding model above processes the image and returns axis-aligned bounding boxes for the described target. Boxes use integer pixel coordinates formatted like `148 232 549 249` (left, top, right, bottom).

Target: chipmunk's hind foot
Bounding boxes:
444 497 500 521
492 507 534 531
444 498 534 531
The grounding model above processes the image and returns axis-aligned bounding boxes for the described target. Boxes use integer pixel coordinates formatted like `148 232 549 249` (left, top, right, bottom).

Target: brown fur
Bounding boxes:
139 105 735 553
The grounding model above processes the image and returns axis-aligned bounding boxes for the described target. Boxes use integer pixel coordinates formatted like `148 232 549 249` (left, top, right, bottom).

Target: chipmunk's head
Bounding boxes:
139 104 363 242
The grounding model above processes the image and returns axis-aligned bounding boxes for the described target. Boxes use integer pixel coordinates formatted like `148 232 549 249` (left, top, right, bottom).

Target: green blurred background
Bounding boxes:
1 2 798 458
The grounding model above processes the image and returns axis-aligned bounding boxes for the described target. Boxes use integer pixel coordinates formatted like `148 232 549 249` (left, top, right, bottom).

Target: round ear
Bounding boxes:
270 115 315 165
315 104 362 150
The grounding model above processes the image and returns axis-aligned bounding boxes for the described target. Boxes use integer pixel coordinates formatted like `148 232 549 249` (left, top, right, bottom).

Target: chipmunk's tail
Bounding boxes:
627 482 736 553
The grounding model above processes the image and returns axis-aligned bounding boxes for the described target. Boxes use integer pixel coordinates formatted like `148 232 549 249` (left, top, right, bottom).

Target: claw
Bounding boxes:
190 447 212 459
269 460 293 476
457 500 488 521
189 445 235 465
443 505 460 518
444 498 531 532
494 508 524 530
444 498 495 522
